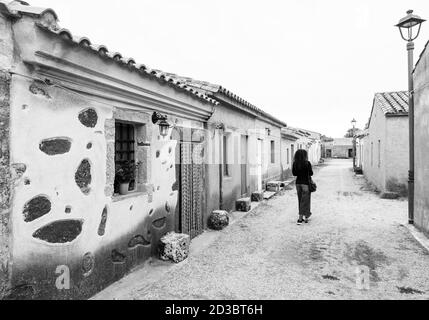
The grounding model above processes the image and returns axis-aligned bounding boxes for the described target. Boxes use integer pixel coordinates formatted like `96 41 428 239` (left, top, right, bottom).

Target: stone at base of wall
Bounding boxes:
236 198 251 212
159 232 190 263
266 181 281 192
208 210 229 230
380 192 400 199
251 191 264 202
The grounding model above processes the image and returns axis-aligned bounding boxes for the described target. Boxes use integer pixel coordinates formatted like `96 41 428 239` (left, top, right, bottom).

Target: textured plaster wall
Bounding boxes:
261 125 282 183
206 104 254 212
7 75 177 299
363 135 370 174
364 105 387 192
385 117 408 196
307 141 321 165
414 49 429 235
0 12 13 299
280 137 295 179
356 138 364 168
205 105 283 213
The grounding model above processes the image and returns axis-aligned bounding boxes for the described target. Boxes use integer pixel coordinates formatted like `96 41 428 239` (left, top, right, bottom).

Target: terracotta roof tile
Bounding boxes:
374 91 408 115
0 1 219 106
163 75 286 126
0 0 57 19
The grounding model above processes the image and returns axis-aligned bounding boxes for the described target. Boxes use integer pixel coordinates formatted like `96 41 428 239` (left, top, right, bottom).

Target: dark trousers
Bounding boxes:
296 184 311 217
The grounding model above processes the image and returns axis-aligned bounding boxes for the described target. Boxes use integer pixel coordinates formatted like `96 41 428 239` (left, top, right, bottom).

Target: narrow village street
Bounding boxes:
94 159 429 300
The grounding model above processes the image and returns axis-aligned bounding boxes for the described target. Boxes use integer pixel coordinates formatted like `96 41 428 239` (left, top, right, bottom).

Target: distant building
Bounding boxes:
322 138 353 158
363 92 409 195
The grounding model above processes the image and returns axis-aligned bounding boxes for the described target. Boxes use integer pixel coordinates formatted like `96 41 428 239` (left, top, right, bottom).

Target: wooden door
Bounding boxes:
180 142 203 239
256 139 263 191
240 135 248 197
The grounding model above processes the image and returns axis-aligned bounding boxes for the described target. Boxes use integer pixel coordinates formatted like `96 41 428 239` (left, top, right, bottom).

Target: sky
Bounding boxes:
31 0 429 137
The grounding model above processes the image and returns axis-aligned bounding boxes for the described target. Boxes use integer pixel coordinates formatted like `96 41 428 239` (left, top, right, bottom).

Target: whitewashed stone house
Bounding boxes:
363 91 409 196
0 1 292 299
0 1 220 299
167 77 287 215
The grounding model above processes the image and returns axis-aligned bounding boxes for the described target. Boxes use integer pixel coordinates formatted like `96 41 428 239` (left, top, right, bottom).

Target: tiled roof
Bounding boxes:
281 127 301 139
0 0 218 106
284 126 322 139
374 91 409 115
164 75 287 127
0 0 57 18
1 1 288 126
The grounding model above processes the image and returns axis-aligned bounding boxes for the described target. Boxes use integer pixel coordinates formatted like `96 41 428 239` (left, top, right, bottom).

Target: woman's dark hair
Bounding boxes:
293 149 308 170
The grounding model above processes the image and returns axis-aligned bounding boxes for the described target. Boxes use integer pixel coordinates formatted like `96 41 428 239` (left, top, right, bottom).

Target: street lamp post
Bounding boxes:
395 10 425 225
351 118 357 171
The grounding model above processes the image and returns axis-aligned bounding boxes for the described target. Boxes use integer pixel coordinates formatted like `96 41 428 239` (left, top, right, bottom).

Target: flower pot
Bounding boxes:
119 182 130 195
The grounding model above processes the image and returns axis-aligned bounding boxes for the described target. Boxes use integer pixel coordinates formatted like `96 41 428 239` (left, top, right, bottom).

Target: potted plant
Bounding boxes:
115 161 138 195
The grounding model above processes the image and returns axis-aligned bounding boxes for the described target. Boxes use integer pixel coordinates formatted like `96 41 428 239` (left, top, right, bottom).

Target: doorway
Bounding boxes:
256 139 263 191
240 135 248 197
171 127 204 240
179 141 204 239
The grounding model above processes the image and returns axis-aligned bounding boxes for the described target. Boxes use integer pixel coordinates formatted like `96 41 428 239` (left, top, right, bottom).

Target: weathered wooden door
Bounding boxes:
241 135 248 197
256 139 263 191
180 142 203 239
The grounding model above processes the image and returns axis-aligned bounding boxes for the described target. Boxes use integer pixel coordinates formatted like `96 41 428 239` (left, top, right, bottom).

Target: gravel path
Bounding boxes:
95 159 429 300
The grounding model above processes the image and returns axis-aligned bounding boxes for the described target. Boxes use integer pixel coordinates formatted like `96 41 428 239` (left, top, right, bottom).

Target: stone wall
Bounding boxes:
364 105 387 192
385 116 408 196
414 45 429 235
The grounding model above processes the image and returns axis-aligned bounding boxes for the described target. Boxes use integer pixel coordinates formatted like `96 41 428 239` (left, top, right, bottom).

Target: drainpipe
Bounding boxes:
219 162 223 210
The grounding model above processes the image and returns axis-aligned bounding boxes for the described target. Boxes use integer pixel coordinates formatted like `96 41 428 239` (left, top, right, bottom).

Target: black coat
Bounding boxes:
292 161 313 185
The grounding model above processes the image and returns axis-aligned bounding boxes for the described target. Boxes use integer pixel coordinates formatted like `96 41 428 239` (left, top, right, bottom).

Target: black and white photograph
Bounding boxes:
1 0 429 307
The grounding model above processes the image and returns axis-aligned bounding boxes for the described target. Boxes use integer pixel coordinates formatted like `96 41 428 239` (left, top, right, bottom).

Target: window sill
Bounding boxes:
112 191 147 202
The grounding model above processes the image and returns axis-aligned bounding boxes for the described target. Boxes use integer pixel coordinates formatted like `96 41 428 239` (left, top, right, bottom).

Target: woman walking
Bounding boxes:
292 149 313 225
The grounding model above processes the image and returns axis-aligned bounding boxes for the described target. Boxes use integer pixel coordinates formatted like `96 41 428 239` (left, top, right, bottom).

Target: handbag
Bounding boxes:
308 165 317 193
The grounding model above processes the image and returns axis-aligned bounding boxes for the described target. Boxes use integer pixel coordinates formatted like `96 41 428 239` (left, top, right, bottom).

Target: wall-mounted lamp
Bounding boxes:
152 112 170 137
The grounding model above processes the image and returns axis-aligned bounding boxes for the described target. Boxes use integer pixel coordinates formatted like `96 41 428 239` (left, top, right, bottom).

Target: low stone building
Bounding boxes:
322 138 353 159
413 40 429 235
0 1 292 299
171 77 287 214
363 91 409 196
0 1 220 299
